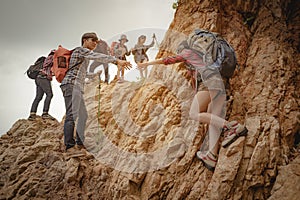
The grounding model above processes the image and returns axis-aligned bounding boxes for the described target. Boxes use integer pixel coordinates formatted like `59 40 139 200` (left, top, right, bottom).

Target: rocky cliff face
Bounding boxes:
0 0 299 199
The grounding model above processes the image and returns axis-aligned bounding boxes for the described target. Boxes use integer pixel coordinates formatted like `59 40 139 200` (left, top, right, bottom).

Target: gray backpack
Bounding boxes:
178 29 237 79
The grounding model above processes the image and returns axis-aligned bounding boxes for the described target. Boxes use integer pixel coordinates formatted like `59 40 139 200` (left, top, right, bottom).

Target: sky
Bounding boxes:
0 0 175 134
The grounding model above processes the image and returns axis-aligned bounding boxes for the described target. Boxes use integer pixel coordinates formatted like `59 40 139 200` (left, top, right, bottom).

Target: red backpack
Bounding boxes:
52 45 73 83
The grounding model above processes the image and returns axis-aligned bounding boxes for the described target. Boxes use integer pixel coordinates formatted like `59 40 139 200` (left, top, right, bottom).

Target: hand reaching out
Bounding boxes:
117 60 132 70
137 62 148 69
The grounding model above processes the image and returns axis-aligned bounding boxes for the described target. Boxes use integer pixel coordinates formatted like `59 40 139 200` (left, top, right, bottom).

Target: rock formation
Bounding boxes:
0 0 299 199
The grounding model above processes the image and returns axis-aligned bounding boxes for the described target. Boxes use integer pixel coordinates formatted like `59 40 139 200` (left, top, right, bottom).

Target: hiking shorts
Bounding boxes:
198 68 226 93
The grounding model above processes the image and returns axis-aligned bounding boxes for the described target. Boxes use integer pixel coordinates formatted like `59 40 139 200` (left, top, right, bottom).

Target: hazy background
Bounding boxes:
0 0 175 134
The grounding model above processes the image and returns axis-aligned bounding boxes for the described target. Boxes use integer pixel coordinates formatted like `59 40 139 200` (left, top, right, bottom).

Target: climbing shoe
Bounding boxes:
196 151 217 171
42 113 55 120
222 122 248 148
28 113 37 121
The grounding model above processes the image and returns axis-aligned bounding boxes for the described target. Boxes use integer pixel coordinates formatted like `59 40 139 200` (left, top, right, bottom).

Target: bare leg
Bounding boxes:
189 90 227 155
139 68 144 79
121 68 125 80
207 90 226 155
117 65 121 80
143 59 148 78
138 61 145 79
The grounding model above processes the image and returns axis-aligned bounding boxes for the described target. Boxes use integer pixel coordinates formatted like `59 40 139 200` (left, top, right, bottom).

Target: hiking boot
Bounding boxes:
117 77 124 83
42 113 55 120
28 113 37 121
196 151 217 171
77 144 87 150
65 146 86 158
221 122 248 148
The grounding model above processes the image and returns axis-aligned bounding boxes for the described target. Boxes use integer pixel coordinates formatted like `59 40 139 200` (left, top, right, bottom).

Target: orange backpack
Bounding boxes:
51 45 73 83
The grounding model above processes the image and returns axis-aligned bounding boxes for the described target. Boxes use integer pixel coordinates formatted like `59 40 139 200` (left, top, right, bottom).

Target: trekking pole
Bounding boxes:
153 34 160 49
97 71 102 137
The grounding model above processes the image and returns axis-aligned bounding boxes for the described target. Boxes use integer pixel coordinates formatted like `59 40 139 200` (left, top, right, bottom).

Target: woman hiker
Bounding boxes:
131 34 155 79
137 31 248 170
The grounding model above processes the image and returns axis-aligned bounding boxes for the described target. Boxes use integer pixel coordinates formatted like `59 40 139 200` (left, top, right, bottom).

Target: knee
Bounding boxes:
81 110 88 121
65 115 75 123
34 94 43 102
189 109 198 120
47 92 53 99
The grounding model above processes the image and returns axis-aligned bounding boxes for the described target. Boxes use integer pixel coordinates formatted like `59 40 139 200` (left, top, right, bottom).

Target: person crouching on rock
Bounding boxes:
137 31 248 171
60 32 132 152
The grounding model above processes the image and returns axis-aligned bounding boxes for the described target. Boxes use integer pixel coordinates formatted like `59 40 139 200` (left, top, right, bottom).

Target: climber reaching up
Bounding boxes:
138 29 248 170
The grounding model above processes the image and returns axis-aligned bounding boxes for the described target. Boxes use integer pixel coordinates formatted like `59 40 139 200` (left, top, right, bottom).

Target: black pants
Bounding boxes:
30 77 53 113
61 84 88 149
89 61 109 82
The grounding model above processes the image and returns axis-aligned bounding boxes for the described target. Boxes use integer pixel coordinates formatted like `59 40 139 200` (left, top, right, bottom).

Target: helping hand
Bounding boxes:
137 62 148 69
117 60 132 70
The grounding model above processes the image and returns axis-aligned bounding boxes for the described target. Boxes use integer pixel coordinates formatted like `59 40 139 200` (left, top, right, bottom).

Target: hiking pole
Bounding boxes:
97 70 102 138
153 34 160 49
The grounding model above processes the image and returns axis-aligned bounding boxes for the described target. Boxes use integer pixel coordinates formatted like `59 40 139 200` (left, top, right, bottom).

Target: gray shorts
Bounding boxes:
198 68 226 93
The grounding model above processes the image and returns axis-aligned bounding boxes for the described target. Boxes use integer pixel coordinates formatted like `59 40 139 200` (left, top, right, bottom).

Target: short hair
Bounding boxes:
81 32 98 45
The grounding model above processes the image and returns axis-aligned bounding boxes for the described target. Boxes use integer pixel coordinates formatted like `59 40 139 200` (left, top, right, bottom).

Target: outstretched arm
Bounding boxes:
137 59 164 68
137 54 186 68
116 59 132 70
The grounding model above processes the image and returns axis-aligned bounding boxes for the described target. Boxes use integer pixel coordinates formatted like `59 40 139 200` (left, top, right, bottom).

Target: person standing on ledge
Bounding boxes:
28 50 56 121
88 38 111 83
61 32 132 152
131 34 155 79
113 34 131 83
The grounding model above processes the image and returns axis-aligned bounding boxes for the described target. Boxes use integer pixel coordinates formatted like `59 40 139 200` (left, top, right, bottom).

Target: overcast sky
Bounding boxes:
0 0 175 134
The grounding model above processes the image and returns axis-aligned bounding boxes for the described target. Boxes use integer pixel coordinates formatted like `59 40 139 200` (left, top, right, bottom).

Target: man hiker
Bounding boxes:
132 34 155 79
113 34 131 83
60 32 131 152
138 29 248 170
88 38 110 83
28 50 55 120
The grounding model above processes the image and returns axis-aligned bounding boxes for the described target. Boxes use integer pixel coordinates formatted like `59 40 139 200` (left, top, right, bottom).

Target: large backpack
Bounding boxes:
52 45 73 83
178 29 237 79
110 41 119 56
26 56 46 79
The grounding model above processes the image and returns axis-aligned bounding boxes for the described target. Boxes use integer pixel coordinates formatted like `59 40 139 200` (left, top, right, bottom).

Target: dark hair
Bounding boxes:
81 32 98 45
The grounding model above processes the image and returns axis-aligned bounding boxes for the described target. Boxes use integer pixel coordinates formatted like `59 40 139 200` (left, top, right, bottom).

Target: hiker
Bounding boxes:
113 34 131 83
131 34 155 79
88 38 110 83
28 51 56 120
60 32 131 151
138 29 248 170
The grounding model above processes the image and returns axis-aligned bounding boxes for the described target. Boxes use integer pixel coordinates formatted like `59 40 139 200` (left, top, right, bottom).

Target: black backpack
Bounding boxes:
177 29 237 79
26 56 46 79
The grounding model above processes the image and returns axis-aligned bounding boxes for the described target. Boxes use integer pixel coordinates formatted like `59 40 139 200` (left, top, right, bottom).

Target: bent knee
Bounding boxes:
189 110 200 120
47 92 53 99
